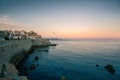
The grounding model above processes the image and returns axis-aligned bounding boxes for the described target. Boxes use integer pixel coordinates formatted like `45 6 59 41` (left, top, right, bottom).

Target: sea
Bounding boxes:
17 39 120 80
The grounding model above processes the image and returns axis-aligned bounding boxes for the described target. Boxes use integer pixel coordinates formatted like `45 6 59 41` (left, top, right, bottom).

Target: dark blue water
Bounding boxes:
18 39 120 80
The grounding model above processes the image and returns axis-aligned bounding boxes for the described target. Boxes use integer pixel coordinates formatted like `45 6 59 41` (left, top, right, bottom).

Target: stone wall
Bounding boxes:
32 39 50 46
0 40 32 63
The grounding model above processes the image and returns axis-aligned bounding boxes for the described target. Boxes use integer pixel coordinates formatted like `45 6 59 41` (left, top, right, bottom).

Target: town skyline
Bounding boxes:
0 0 120 39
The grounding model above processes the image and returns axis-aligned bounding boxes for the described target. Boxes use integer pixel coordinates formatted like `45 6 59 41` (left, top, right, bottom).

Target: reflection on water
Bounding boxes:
17 39 120 80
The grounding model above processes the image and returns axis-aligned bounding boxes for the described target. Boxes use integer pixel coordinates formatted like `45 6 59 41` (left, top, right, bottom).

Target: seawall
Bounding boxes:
0 40 32 63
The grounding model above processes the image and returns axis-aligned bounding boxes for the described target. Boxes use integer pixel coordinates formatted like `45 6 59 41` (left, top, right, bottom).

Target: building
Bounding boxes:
0 30 14 40
28 31 38 39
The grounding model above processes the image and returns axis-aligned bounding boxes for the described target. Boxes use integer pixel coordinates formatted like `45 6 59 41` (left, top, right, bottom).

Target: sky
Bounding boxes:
0 0 120 39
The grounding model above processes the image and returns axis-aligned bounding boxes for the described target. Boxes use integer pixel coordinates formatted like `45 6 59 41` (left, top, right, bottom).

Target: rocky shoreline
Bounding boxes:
0 39 57 80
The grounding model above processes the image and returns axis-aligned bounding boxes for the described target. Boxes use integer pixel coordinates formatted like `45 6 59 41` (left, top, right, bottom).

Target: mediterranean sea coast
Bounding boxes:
17 39 120 80
0 0 120 80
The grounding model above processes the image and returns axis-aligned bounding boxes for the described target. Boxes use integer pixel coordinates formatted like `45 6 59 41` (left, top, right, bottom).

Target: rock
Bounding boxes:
96 64 99 67
34 56 39 60
6 64 19 74
30 64 36 70
104 65 115 74
0 62 28 80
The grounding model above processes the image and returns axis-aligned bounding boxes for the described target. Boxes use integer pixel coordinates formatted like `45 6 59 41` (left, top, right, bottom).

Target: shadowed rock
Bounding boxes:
34 56 39 60
104 65 115 74
96 64 99 67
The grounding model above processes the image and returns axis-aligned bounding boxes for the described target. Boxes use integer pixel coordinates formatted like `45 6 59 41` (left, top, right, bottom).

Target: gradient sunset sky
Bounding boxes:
0 0 120 39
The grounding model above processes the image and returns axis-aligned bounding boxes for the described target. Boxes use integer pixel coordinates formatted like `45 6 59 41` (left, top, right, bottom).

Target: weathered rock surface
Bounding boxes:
0 62 28 80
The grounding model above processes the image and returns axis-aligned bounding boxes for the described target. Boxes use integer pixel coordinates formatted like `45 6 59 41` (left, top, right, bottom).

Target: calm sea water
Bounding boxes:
17 39 120 80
